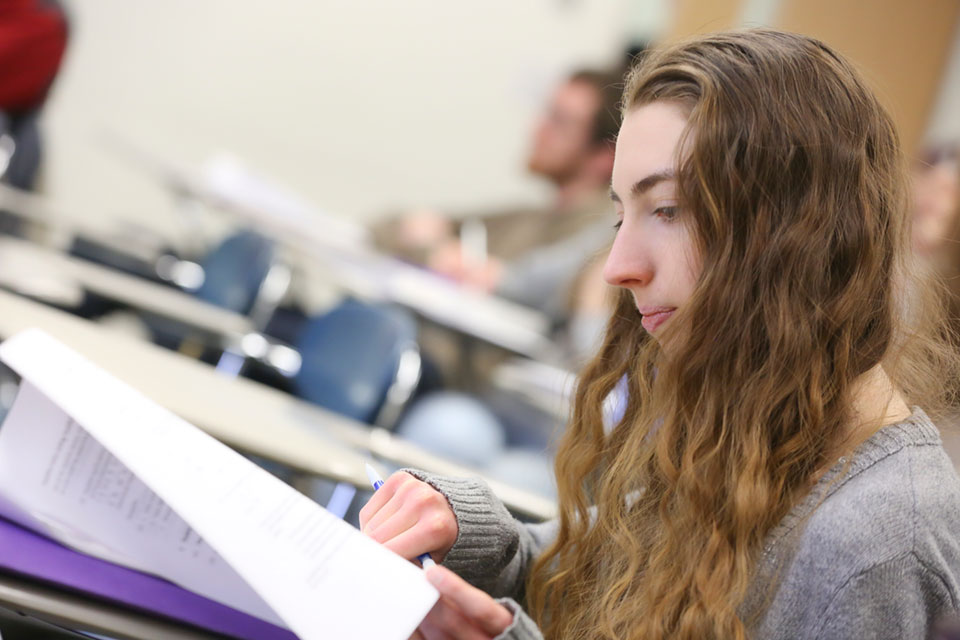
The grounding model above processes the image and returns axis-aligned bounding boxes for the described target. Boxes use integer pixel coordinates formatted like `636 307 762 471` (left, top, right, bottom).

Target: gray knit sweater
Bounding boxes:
410 408 960 639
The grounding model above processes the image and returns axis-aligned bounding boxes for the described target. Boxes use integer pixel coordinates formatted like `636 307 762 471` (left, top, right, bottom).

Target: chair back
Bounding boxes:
195 230 275 315
293 299 420 426
0 110 41 190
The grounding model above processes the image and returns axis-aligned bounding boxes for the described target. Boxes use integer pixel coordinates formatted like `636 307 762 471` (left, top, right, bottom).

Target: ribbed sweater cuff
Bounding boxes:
403 469 519 582
495 598 544 640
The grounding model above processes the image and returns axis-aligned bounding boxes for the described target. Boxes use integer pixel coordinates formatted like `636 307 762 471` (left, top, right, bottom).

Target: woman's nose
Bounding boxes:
603 225 653 288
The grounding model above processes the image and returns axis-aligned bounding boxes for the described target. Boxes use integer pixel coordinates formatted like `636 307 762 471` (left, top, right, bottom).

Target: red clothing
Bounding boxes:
0 0 67 114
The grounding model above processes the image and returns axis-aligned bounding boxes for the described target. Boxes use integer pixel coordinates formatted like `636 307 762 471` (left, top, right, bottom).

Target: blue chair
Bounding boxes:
144 230 292 369
293 299 421 427
194 230 278 317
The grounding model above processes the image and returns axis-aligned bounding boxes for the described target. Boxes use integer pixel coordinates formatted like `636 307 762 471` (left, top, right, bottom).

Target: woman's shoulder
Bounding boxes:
784 408 960 584
810 411 955 528
745 411 960 637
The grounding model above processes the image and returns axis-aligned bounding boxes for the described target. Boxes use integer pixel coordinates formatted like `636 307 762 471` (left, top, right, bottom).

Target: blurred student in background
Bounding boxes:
0 0 68 192
374 68 622 337
378 68 627 489
912 146 960 322
912 146 960 260
910 146 960 432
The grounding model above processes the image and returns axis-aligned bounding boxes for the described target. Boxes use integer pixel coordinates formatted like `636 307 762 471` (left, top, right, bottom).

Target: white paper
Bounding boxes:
0 382 281 625
0 329 438 640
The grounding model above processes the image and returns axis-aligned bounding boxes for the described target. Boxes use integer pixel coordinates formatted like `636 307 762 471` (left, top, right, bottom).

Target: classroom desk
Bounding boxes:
0 236 252 339
304 246 557 360
491 357 575 421
0 290 556 520
96 143 558 360
0 573 219 640
3 166 557 362
202 164 557 358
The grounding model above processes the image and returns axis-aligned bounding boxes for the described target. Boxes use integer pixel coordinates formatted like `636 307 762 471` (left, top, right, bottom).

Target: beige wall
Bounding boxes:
926 18 960 146
41 1 666 243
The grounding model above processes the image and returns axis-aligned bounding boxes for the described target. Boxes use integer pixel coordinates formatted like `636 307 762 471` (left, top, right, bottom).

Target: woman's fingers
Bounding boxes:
366 505 421 548
419 597 490 640
425 566 513 637
358 471 412 530
361 492 407 539
417 623 455 640
360 473 459 562
380 513 456 560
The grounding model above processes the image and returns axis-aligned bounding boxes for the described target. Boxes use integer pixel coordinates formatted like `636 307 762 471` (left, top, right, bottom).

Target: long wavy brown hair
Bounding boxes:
526 29 960 639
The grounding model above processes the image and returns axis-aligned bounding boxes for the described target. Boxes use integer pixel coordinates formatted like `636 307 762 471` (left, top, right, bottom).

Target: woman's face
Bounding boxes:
604 101 701 344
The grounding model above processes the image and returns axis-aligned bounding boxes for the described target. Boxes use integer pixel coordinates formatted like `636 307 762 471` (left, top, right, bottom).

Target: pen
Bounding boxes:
460 218 487 277
366 464 436 569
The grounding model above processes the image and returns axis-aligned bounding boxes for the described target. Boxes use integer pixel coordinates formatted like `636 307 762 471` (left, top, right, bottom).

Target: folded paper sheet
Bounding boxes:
0 329 437 640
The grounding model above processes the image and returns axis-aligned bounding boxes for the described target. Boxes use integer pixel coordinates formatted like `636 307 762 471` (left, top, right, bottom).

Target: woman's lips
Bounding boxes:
639 307 675 333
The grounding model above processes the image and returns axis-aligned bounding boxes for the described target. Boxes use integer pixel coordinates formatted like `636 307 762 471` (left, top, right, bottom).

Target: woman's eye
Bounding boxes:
613 220 623 231
654 206 678 220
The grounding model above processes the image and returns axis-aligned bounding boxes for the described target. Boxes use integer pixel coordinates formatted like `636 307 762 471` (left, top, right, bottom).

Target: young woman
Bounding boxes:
359 29 960 639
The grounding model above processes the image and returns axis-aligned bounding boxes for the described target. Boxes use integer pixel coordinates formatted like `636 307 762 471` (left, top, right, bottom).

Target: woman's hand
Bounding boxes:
359 472 458 564
411 565 514 640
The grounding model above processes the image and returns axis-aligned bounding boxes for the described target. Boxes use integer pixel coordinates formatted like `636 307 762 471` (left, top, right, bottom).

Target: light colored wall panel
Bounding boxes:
924 17 960 147
776 0 960 154
667 0 744 39
40 1 663 243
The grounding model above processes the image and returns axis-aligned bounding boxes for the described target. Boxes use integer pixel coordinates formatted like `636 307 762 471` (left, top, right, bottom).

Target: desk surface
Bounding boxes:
0 236 252 338
310 246 556 359
0 573 220 640
0 290 555 520
91 143 557 359
0 179 556 360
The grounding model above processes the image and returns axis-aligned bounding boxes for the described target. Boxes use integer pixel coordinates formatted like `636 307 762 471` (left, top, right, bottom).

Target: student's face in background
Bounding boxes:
911 152 960 257
604 101 701 345
527 79 600 183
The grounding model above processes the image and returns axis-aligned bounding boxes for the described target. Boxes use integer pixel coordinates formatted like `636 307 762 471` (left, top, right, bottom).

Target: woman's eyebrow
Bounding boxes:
609 169 676 203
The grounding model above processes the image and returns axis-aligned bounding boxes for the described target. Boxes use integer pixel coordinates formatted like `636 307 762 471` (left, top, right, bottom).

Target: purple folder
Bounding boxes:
0 516 298 639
